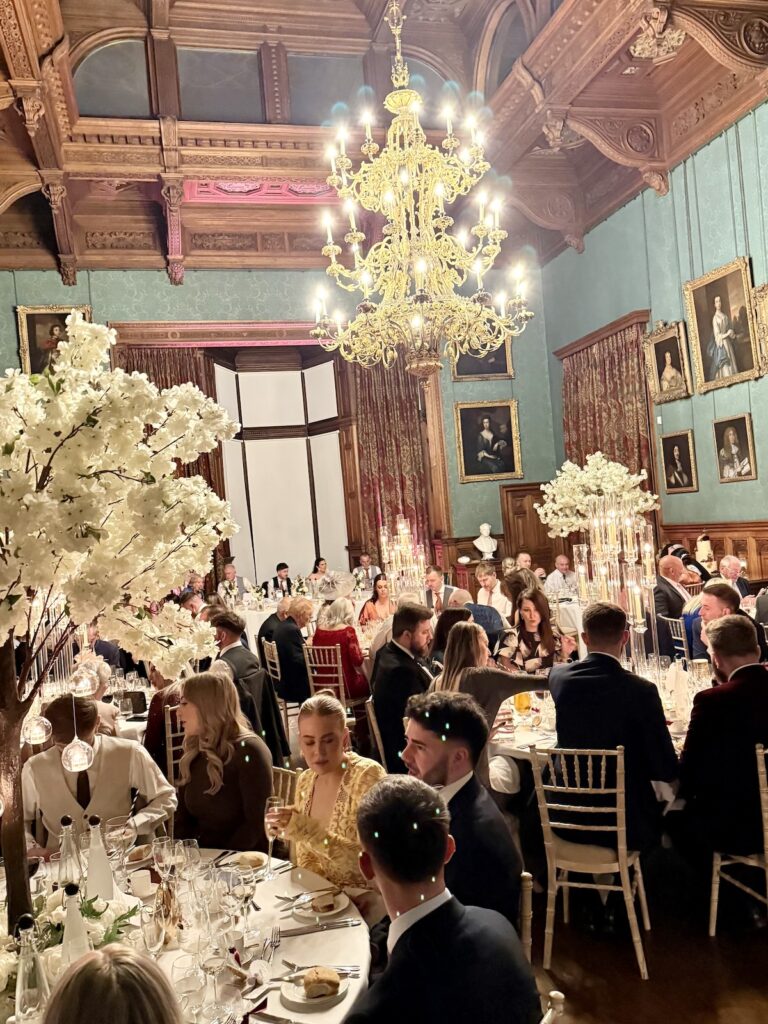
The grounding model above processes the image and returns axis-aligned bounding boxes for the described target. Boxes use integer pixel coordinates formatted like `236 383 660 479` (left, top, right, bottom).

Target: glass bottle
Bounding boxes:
86 815 114 901
61 884 92 966
57 815 83 890
15 914 50 1023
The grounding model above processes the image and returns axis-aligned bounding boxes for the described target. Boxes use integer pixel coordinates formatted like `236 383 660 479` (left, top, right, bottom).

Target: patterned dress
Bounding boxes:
497 625 566 677
285 752 386 889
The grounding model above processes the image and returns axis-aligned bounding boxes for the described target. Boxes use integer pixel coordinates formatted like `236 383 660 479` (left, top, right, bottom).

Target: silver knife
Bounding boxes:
251 1013 297 1024
280 918 362 937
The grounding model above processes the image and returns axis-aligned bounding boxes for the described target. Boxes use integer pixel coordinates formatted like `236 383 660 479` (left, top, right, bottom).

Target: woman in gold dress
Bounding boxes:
267 692 385 894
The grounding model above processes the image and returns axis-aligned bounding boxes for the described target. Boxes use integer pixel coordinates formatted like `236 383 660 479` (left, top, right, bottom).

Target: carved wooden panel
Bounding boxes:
500 482 569 575
661 519 768 584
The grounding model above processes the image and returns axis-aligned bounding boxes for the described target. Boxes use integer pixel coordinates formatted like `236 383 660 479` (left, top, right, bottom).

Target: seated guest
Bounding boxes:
179 589 204 618
654 554 692 618
660 542 711 583
403 691 523 924
42 946 182 1024
357 551 382 586
447 587 473 608
433 621 511 693
755 587 768 628
464 601 505 651
274 596 314 702
550 602 678 851
544 554 578 597
175 672 272 851
371 603 434 772
346 776 540 1024
691 582 742 660
515 551 546 582
217 558 255 604
261 561 293 598
312 597 369 700
424 564 455 613
87 621 121 669
498 588 577 677
187 571 205 595
143 664 181 776
23 697 176 853
475 562 513 617
681 593 703 659
267 692 385 890
363 591 420 681
359 573 397 625
309 556 330 584
257 595 291 662
502 568 541 614
718 554 751 599
677 615 768 856
428 607 471 671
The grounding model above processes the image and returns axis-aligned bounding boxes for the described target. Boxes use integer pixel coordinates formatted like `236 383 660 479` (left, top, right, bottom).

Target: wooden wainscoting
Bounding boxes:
500 483 569 572
660 520 768 582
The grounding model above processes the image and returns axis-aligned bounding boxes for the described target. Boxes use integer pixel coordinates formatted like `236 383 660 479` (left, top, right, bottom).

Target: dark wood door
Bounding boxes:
500 483 568 575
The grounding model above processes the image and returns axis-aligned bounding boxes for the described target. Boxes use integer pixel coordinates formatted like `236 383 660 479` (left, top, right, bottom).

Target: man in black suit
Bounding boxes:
261 561 293 599
654 554 692 619
717 555 751 599
371 603 434 772
347 776 540 1024
272 596 313 703
676 615 768 855
402 690 523 924
549 602 678 852
424 564 455 614
256 596 291 663
690 582 744 660
208 609 289 764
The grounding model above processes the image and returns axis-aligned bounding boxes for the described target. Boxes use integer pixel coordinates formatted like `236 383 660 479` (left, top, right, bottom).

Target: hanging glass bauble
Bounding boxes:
61 737 94 773
21 715 52 746
69 664 99 697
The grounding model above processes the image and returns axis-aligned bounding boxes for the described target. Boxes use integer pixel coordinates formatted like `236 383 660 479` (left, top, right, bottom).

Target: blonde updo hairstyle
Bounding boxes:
178 671 253 795
297 690 349 753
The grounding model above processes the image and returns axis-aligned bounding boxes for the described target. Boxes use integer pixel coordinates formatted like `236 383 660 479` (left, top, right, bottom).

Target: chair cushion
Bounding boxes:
553 833 629 868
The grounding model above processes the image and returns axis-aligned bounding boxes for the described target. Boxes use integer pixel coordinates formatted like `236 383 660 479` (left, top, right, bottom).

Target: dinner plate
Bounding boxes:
280 974 349 1011
293 892 350 920
125 844 153 871
218 851 268 871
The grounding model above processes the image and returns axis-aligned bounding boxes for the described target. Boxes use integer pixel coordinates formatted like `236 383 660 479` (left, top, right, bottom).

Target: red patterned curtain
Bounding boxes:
354 360 431 556
561 316 652 476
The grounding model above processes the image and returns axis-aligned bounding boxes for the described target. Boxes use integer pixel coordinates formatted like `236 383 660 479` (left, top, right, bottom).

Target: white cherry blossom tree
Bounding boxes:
0 311 237 927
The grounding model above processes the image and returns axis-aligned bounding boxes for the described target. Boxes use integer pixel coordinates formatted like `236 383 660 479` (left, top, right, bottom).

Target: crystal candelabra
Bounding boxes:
379 516 427 596
572 496 659 671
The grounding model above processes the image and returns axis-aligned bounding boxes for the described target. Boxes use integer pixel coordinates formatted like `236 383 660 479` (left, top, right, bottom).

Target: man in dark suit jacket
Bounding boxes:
424 564 455 613
348 776 540 1024
261 561 293 598
677 615 768 855
256 596 291 663
402 690 523 924
550 602 678 852
273 597 313 703
654 554 692 619
718 555 751 599
371 603 434 772
687 582 767 662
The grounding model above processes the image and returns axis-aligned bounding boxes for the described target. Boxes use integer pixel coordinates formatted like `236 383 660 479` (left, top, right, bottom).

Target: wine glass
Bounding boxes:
200 930 230 1018
178 892 210 961
105 815 137 888
172 955 207 1019
178 839 202 885
140 904 167 959
152 837 180 882
263 796 284 880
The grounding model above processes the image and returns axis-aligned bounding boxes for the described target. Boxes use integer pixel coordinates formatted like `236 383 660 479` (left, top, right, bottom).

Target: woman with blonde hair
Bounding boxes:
312 597 368 700
432 621 512 693
42 945 182 1024
267 691 384 892
175 671 272 851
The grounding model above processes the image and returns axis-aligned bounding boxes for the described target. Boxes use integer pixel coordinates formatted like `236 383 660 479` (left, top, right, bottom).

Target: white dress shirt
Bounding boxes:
544 569 578 597
387 888 453 954
476 581 512 617
218 640 243 657
435 770 473 806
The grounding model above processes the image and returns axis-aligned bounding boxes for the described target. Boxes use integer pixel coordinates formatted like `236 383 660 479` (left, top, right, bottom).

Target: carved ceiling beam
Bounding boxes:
260 42 291 123
41 171 77 284
667 2 768 75
160 174 184 285
566 107 669 195
148 0 180 118
509 154 586 253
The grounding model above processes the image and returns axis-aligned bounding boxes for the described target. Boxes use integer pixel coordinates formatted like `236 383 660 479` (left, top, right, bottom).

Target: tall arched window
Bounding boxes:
486 3 529 95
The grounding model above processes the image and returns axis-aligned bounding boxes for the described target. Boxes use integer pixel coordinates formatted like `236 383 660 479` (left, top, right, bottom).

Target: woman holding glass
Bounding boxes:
175 672 273 851
497 588 577 677
358 573 397 626
266 692 384 891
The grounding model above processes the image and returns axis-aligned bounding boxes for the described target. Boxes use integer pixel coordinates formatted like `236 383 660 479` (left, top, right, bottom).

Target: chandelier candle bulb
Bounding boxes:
443 106 454 137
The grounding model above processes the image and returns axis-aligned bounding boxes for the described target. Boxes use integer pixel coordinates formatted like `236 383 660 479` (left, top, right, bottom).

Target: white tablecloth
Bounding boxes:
157 855 370 1023
115 714 148 743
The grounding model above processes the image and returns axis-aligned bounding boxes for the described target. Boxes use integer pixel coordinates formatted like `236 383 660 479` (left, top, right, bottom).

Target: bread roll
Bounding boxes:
310 892 336 913
236 851 267 869
303 966 340 999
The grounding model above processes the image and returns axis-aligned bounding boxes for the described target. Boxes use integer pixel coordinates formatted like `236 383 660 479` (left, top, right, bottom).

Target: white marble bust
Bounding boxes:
473 522 498 556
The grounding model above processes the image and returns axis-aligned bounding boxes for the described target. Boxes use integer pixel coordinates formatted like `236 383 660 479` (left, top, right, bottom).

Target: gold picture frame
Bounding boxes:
752 282 768 375
16 305 93 374
683 257 760 394
451 341 514 382
454 399 523 483
713 413 757 484
643 320 692 404
659 429 698 495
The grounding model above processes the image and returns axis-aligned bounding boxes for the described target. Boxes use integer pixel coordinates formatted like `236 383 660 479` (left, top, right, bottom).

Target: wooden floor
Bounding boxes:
532 846 768 1024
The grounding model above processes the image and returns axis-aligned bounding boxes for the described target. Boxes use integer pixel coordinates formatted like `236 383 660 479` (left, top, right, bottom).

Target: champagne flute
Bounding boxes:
152 837 180 882
178 839 202 884
140 904 167 959
201 930 229 1017
105 815 137 888
264 797 284 881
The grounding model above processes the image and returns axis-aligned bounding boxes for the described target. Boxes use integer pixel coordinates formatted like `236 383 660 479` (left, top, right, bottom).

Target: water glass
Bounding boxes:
178 839 202 884
152 837 181 881
201 932 229 1017
140 904 167 959
105 815 137 883
172 955 207 1019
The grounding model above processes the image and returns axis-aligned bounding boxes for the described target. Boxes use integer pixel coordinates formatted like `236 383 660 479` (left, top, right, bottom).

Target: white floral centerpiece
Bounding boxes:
0 310 238 932
293 574 308 596
535 452 659 538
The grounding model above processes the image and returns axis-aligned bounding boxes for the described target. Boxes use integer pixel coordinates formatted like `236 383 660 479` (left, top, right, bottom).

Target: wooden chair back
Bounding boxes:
659 614 691 666
686 581 703 596
272 765 300 806
519 870 533 963
303 644 345 705
758 743 768 855
540 991 566 1024
365 696 386 765
163 703 185 787
262 639 282 685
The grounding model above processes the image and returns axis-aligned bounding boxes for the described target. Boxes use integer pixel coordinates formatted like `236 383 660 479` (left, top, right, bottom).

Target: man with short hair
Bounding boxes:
357 552 382 585
549 602 678 851
475 561 512 617
677 615 768 855
262 562 293 598
691 582 742 660
424 564 454 614
257 595 291 663
544 553 578 597
23 696 176 854
346 776 540 1024
654 554 691 619
403 691 523 924
217 559 255 604
363 591 419 680
179 588 204 618
718 555 750 599
515 551 546 582
371 603 434 772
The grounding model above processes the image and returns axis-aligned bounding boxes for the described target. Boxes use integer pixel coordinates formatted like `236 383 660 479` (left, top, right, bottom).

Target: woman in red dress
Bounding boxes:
312 597 369 700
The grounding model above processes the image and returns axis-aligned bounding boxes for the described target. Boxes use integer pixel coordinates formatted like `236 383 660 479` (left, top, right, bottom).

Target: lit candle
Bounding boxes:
598 565 609 602
345 200 357 233
322 211 333 245
415 258 427 291
474 259 484 289
630 584 645 625
491 198 502 229
477 191 487 225
361 110 373 144
443 106 454 136
577 565 589 604
435 181 445 212
337 127 347 158
326 146 338 176
496 292 507 317
466 114 478 145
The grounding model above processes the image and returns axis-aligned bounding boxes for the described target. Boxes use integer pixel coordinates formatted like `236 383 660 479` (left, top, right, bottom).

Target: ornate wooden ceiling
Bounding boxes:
0 0 767 285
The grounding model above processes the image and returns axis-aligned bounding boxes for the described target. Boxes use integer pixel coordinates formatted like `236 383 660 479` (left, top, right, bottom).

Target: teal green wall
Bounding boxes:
542 101 768 523
440 267 557 536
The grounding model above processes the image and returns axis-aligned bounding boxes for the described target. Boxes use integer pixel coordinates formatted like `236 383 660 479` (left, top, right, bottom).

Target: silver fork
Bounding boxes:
265 924 280 964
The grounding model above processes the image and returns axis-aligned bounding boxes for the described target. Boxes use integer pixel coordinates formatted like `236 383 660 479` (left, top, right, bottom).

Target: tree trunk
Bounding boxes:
0 637 32 932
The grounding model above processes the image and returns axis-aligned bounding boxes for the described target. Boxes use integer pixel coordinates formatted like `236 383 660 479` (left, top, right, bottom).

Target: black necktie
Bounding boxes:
76 770 91 809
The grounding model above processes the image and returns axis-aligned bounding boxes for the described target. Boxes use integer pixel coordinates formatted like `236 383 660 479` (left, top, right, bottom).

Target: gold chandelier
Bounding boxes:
311 0 534 378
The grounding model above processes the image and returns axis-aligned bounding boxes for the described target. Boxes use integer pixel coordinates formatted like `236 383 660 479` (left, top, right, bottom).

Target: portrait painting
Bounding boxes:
643 321 692 404
683 257 760 393
452 342 514 381
659 430 698 495
16 305 92 375
454 400 522 483
713 414 757 484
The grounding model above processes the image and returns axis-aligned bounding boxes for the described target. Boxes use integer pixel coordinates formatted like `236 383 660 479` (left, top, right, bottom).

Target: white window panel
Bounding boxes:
309 431 348 570
303 361 337 423
239 371 304 428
